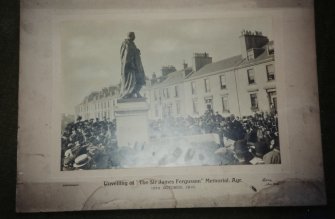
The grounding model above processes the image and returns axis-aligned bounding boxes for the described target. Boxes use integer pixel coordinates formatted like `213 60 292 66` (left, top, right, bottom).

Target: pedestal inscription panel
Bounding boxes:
115 98 149 147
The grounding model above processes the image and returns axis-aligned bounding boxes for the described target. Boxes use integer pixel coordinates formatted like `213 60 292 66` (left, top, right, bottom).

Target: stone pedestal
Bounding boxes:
115 98 150 147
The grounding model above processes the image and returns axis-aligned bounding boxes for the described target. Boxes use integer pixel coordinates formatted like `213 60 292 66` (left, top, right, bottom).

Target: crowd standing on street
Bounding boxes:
61 109 280 170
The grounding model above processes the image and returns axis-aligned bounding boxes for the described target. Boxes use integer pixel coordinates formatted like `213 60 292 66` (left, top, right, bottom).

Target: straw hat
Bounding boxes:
73 154 91 168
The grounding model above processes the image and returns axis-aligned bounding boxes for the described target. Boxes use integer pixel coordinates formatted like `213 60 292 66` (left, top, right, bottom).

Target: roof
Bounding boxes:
188 43 274 80
151 41 274 86
188 55 243 79
152 67 192 87
81 85 119 104
240 51 274 67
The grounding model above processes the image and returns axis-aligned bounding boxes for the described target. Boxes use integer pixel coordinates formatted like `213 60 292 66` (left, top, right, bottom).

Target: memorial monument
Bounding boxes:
115 32 149 147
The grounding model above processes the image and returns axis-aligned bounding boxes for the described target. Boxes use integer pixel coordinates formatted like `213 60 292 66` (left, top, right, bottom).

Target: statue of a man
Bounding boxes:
119 32 146 99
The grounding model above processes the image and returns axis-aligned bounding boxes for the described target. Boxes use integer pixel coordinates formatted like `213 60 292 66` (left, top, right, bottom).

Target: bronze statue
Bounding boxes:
119 32 146 99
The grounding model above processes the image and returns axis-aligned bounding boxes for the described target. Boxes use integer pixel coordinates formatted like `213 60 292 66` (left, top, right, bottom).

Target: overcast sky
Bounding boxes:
61 17 272 114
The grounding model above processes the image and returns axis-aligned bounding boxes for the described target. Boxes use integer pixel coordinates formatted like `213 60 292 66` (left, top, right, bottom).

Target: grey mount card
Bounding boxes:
17 0 325 212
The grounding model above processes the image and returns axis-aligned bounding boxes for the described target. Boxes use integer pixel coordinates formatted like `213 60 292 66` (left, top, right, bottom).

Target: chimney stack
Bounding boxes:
161 65 176 76
240 30 269 60
183 60 188 69
151 72 157 84
193 52 212 71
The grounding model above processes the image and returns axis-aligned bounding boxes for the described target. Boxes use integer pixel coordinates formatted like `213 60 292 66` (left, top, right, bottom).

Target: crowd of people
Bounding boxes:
61 108 281 170
149 107 281 165
61 116 117 170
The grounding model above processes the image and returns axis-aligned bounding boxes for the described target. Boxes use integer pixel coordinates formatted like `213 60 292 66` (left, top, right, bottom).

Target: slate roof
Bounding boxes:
239 49 274 67
152 67 193 87
188 55 243 79
82 85 119 104
187 41 274 79
152 41 274 85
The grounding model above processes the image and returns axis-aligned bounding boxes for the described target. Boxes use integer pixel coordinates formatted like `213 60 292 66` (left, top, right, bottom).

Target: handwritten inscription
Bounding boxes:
262 178 279 186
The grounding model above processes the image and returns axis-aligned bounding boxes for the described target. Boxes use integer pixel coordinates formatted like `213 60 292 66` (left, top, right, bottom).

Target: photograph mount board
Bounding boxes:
17 0 325 212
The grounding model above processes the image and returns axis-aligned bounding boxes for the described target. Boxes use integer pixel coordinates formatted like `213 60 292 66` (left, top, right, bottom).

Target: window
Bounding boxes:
247 69 255 84
176 101 181 114
192 99 198 114
191 81 196 95
220 74 226 89
162 88 166 98
266 64 275 81
204 78 210 92
155 105 159 117
108 101 110 108
167 103 173 116
154 89 158 100
166 88 170 98
174 86 179 97
250 93 258 110
222 95 229 112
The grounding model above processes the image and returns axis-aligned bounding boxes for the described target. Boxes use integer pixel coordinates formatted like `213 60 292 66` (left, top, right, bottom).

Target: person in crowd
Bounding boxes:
249 139 268 165
227 114 245 141
245 124 258 145
233 139 254 165
263 137 281 164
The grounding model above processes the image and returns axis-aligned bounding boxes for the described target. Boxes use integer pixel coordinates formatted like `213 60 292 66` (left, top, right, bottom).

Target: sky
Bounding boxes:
61 17 272 114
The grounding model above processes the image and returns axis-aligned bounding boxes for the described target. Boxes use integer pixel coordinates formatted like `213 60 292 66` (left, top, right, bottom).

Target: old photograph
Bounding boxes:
17 0 326 212
60 18 280 170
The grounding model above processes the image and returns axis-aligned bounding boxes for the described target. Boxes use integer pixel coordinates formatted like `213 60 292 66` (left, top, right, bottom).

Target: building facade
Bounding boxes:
74 86 119 121
75 30 276 121
146 30 276 119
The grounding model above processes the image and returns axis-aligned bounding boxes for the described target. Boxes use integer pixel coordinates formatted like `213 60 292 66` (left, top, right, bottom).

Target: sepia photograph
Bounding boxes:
60 18 279 170
17 0 326 212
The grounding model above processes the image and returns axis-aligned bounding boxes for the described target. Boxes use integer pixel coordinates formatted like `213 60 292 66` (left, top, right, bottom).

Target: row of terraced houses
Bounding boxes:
74 30 276 121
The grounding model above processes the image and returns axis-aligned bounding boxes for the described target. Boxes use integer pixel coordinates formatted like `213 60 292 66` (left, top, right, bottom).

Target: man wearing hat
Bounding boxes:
73 154 92 170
